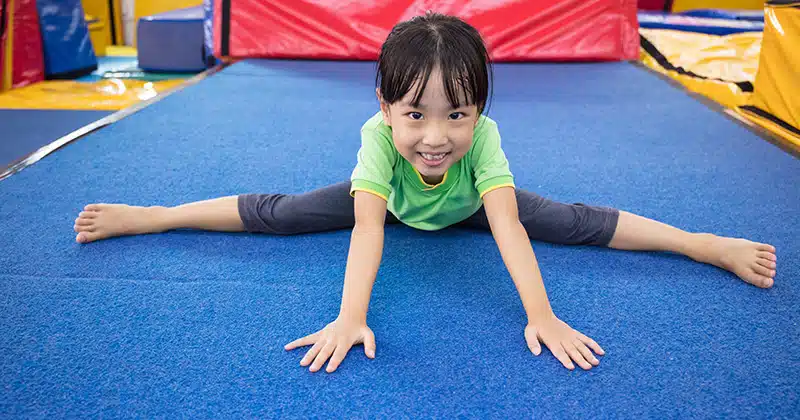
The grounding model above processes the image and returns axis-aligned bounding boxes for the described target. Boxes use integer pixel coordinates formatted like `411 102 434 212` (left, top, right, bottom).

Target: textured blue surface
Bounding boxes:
0 110 111 167
0 60 798 418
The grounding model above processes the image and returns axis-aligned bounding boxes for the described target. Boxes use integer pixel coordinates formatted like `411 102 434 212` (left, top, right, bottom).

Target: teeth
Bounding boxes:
421 153 446 160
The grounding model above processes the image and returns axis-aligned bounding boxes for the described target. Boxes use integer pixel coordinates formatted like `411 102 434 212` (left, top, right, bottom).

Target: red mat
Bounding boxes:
0 0 44 90
212 0 639 62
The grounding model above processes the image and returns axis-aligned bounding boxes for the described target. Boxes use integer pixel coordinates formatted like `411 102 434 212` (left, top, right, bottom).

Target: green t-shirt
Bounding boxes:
350 112 515 231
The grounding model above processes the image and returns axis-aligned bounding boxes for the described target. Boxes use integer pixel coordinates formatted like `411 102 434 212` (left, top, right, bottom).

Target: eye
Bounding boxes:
408 112 423 120
449 112 464 120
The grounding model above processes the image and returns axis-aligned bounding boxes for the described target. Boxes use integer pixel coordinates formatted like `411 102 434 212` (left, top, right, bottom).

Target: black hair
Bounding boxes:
376 12 493 116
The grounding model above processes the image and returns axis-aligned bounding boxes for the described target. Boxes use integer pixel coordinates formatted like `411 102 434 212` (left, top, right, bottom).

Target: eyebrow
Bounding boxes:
401 101 426 109
400 102 469 111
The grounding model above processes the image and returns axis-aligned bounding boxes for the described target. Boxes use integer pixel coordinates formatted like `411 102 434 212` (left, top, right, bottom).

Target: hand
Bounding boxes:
525 314 605 370
284 316 376 373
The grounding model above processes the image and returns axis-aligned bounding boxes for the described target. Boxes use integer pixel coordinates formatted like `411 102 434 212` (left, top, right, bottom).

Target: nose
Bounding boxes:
422 125 448 148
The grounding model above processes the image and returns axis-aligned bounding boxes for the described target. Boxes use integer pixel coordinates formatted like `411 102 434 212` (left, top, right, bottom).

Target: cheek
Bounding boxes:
392 133 418 155
452 127 474 151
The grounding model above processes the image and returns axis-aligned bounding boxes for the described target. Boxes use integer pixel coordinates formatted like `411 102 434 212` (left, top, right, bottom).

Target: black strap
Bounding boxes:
766 0 799 6
106 0 117 45
640 34 754 92
740 106 800 137
220 0 231 56
0 0 8 45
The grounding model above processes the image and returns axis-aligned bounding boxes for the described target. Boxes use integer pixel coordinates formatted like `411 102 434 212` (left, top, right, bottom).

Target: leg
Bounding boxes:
75 181 399 243
608 211 777 288
459 189 778 288
74 196 244 243
458 188 619 246
238 181 399 234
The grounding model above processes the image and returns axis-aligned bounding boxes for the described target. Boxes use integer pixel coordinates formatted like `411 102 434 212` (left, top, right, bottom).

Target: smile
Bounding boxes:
418 152 450 166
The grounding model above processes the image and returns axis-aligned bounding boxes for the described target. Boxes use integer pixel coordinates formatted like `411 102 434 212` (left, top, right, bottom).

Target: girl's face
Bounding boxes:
378 68 479 185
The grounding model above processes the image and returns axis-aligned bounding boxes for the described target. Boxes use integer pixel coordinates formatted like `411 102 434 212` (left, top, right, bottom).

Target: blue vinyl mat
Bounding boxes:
0 60 798 418
0 110 111 168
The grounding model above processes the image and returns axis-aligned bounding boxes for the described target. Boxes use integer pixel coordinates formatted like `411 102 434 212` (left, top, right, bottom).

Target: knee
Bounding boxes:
240 193 300 235
519 197 617 246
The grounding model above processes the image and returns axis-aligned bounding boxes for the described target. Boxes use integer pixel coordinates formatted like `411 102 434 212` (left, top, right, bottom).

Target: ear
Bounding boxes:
376 88 391 126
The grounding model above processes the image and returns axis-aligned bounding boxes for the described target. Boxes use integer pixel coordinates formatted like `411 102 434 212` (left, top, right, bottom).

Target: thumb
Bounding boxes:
526 326 542 356
363 328 376 358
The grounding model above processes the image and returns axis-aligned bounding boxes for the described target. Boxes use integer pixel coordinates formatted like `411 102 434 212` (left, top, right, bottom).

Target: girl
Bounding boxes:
73 12 777 374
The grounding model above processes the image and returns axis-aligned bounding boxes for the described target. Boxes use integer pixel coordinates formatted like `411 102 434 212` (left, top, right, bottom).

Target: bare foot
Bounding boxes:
74 204 166 243
692 233 777 288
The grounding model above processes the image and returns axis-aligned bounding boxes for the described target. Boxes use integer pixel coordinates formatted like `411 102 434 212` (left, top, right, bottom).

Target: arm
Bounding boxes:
482 186 604 370
481 187 553 322
338 191 388 323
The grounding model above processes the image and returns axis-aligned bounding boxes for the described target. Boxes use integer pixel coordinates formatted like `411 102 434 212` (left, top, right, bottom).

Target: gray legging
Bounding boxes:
238 181 619 246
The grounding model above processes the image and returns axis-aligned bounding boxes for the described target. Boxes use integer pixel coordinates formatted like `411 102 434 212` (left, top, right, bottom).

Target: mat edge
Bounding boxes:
0 64 228 182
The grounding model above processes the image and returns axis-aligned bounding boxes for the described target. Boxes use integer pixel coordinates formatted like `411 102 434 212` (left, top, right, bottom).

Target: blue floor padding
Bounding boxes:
0 110 111 168
0 60 798 417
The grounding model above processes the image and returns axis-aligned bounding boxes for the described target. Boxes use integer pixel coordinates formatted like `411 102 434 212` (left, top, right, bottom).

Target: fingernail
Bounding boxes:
368 350 375 357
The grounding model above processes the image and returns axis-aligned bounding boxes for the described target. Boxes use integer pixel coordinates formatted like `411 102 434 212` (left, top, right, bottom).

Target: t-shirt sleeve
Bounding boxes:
471 119 515 198
350 128 397 201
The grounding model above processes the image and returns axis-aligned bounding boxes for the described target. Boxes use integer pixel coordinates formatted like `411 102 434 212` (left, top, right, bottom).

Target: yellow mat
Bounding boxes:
0 79 185 110
639 16 798 151
740 1 800 147
639 28 762 109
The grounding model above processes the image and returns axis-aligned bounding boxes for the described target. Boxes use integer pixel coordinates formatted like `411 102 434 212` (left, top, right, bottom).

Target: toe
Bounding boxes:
75 217 94 226
744 272 774 288
756 243 776 254
74 224 94 233
756 258 776 270
756 251 776 262
751 263 775 278
84 204 103 212
76 231 103 244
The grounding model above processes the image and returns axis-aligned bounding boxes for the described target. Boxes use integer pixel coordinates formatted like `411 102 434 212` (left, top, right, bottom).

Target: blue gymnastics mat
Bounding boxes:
0 109 111 168
0 59 798 418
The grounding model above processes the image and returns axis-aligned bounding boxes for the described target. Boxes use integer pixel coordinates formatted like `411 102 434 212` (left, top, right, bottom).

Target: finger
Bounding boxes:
310 342 337 372
363 329 376 359
78 211 98 219
548 342 575 370
525 327 542 356
285 332 319 350
756 258 776 270
756 251 776 262
578 333 605 356
564 341 592 370
300 341 324 367
326 342 353 373
751 263 775 278
574 339 600 366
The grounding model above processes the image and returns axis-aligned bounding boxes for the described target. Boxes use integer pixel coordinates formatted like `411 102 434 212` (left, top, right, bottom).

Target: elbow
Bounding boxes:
353 220 385 237
488 214 523 233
